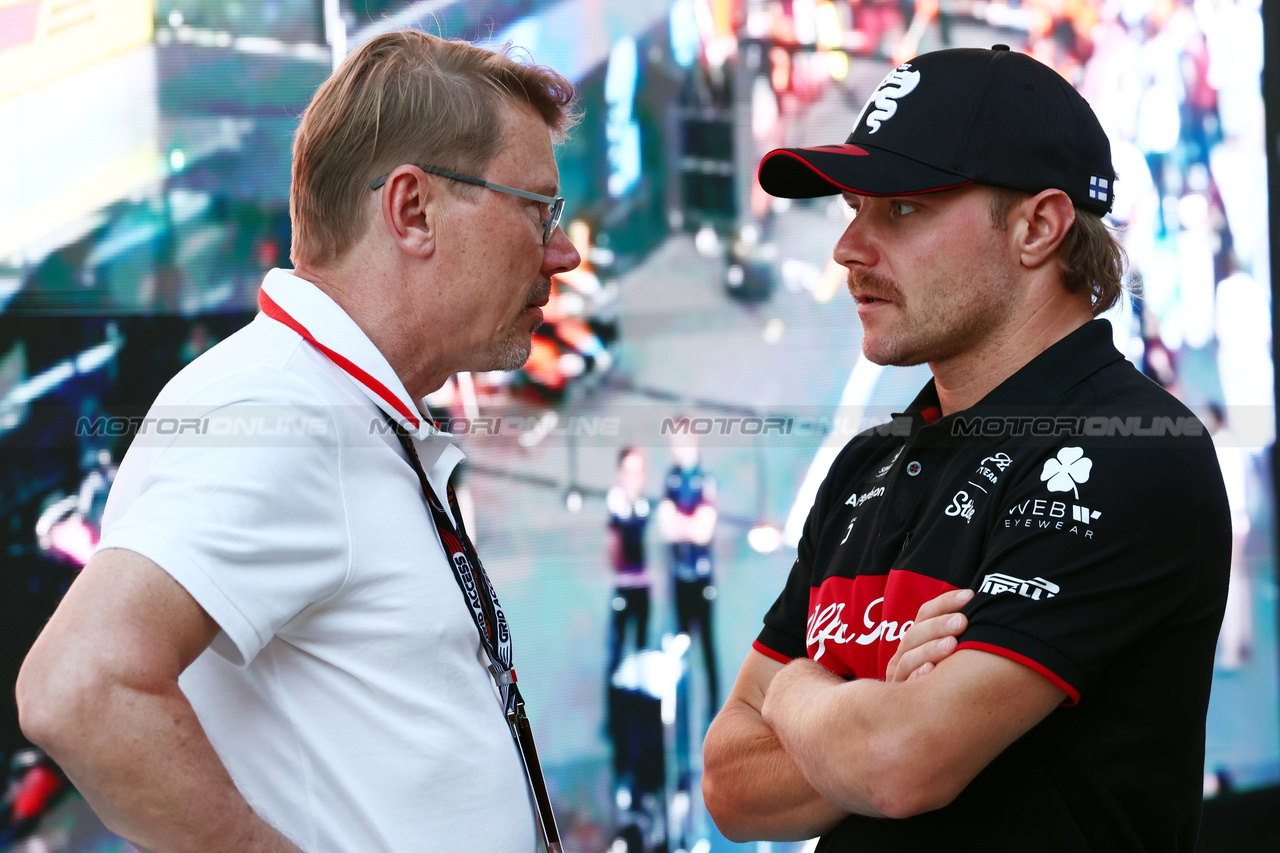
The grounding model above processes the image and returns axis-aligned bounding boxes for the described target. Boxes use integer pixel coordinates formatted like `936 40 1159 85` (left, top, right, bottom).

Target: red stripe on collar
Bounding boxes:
258 289 421 430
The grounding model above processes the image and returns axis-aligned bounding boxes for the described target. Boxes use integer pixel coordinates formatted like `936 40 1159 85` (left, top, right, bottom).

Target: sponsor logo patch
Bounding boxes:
805 571 957 679
979 572 1060 600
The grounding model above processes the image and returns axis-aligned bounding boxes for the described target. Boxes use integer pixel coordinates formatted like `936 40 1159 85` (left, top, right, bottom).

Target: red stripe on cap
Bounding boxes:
810 143 871 155
258 290 420 430
758 148 974 197
751 640 796 665
957 641 1079 706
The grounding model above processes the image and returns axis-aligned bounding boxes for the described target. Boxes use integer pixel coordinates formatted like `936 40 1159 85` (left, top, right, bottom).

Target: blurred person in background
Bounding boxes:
17 30 579 853
658 423 721 720
606 446 654 676
703 45 1229 851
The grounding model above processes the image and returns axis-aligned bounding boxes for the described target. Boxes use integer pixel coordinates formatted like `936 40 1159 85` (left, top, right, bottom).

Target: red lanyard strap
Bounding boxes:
388 417 561 851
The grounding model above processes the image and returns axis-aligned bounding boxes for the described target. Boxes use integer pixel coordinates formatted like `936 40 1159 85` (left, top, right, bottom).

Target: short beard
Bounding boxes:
488 327 534 371
484 278 551 371
850 260 1018 368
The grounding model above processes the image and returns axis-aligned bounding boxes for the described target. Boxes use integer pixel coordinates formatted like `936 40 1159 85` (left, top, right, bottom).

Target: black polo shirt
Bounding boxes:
755 320 1230 852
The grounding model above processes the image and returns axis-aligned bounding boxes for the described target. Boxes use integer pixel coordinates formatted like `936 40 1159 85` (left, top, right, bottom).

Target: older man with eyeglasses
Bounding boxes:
18 31 579 853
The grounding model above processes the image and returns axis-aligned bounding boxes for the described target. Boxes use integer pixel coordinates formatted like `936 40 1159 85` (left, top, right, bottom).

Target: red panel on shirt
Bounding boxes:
806 570 959 679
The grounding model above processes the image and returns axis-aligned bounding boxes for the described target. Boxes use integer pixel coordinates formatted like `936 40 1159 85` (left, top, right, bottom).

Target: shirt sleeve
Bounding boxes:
755 446 851 662
957 439 1230 704
98 385 350 667
755 555 813 663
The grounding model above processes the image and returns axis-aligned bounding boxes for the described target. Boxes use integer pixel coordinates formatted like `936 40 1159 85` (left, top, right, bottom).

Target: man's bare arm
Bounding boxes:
702 650 848 842
763 649 1065 819
16 548 304 853
703 588 975 840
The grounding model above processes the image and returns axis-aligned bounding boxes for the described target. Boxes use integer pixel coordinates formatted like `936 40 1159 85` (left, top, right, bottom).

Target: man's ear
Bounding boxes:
380 165 437 258
1015 189 1075 270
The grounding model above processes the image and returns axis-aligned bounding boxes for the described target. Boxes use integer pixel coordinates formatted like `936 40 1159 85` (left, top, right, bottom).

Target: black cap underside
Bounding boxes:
758 145 974 199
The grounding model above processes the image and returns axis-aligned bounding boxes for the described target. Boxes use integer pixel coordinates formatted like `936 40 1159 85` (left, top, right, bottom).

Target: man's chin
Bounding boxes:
484 336 533 373
861 340 926 369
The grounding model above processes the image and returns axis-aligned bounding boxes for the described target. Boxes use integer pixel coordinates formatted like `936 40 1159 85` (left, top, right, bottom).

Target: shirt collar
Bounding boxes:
896 320 1126 443
969 319 1124 412
257 268 446 441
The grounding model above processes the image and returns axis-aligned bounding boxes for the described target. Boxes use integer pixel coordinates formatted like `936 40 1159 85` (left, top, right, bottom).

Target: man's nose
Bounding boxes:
542 226 581 277
833 218 878 271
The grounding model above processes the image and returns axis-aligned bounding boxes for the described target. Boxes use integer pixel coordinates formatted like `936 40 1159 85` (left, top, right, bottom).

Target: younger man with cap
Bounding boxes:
702 46 1229 851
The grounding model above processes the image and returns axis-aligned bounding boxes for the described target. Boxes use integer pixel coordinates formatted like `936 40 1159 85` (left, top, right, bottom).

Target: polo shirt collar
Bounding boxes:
257 268 445 441
897 319 1125 443
972 319 1124 412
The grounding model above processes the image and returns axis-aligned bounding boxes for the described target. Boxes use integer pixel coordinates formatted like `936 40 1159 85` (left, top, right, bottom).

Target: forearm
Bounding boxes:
702 697 848 841
761 660 897 818
22 678 302 853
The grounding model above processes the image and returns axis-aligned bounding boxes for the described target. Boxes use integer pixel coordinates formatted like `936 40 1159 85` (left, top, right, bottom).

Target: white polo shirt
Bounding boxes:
97 269 535 852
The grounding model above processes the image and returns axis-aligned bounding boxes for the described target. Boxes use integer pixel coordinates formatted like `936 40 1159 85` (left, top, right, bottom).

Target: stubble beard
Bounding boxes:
484 278 551 372
849 267 922 367
850 262 1018 369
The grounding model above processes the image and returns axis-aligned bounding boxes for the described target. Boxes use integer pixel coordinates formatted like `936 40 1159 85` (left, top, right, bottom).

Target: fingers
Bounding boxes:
891 633 958 682
907 661 934 681
912 588 975 623
884 588 974 683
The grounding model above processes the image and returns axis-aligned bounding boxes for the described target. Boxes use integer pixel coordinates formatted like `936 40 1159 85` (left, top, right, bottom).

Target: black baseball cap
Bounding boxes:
758 45 1116 215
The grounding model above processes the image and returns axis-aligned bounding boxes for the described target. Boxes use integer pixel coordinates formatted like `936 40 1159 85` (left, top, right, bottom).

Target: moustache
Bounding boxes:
525 279 551 307
847 268 902 303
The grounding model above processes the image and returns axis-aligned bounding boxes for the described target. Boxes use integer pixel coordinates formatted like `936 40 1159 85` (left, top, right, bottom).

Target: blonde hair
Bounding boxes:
988 187 1128 315
290 30 576 267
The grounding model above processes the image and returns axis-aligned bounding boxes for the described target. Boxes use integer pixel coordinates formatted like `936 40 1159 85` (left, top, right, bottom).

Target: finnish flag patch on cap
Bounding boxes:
1089 175 1109 202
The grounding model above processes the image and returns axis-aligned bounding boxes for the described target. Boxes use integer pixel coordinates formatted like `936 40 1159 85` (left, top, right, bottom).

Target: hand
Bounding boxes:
884 588 974 683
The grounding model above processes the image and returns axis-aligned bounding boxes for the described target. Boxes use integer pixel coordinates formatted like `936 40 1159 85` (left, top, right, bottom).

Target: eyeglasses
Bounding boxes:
370 165 566 245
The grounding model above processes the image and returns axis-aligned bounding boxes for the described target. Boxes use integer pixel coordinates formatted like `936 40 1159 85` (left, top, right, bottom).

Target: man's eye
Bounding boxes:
892 201 918 216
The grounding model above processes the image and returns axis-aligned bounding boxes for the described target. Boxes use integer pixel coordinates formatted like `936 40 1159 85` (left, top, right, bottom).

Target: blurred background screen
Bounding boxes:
0 1 1273 851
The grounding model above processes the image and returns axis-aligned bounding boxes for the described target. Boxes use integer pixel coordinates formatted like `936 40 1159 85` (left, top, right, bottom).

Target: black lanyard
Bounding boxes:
389 418 561 852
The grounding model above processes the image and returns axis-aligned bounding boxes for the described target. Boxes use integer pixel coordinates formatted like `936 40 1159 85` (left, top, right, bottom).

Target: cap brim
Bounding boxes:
758 143 975 199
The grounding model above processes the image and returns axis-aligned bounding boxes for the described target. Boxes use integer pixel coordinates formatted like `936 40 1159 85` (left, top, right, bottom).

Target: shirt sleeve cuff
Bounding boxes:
957 624 1085 706
96 528 264 666
754 624 806 663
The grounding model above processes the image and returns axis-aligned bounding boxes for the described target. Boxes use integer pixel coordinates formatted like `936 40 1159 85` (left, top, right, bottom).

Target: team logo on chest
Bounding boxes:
805 571 958 679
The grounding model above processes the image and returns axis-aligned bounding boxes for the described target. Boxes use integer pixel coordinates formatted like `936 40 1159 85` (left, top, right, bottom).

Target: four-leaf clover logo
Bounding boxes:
1041 447 1092 499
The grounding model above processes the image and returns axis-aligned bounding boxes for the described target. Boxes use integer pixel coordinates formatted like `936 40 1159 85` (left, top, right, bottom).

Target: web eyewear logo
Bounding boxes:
1072 504 1102 524
858 63 921 134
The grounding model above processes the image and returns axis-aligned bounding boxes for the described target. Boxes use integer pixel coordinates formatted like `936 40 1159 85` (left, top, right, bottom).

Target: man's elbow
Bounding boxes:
17 657 63 752
701 767 762 843
16 647 99 758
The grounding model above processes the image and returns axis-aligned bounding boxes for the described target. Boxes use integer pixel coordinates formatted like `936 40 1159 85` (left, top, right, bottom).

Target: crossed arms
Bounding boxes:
701 590 1066 842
